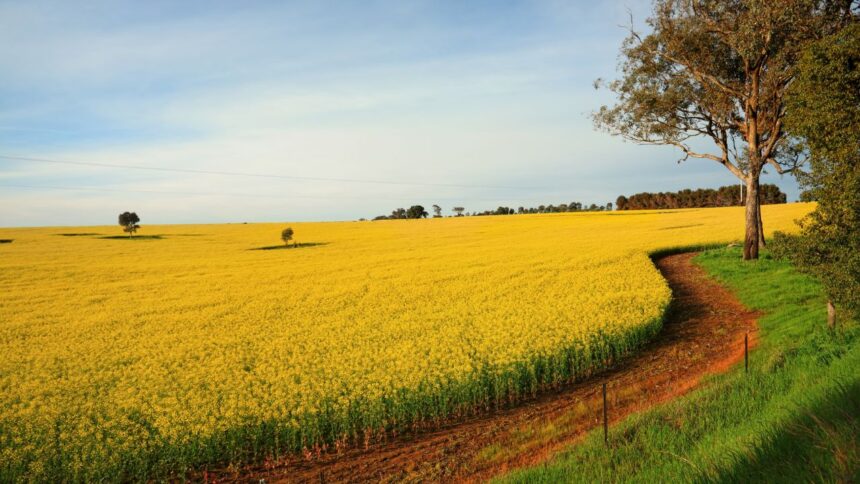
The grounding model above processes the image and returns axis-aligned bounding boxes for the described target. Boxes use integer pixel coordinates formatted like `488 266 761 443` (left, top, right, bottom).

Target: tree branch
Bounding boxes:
626 19 745 100
761 118 783 161
765 156 799 175
659 140 746 179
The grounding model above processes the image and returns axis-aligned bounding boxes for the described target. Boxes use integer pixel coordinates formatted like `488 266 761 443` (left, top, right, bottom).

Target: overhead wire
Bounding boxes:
0 154 545 190
0 183 570 204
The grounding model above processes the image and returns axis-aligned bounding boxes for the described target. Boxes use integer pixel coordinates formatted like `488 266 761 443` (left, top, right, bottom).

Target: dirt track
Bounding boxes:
212 252 759 483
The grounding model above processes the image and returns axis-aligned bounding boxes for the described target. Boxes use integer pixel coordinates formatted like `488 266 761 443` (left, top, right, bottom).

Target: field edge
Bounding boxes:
499 247 859 483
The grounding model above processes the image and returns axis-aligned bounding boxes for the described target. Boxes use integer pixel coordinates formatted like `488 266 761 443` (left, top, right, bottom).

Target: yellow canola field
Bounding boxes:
0 204 811 479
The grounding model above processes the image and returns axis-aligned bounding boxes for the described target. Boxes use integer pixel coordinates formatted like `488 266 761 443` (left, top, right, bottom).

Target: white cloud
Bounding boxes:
0 0 799 227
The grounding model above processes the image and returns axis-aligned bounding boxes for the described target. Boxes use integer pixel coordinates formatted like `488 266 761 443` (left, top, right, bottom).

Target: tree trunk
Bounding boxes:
743 176 761 260
757 191 766 248
827 299 836 330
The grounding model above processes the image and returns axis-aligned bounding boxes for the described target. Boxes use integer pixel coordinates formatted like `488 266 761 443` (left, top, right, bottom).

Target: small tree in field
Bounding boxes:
453 206 465 217
281 227 294 247
118 212 140 237
432 204 442 218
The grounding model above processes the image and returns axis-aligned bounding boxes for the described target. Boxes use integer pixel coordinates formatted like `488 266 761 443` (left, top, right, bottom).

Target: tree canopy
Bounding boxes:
617 184 786 210
118 212 140 237
406 205 428 219
281 227 294 246
773 21 860 326
594 0 854 259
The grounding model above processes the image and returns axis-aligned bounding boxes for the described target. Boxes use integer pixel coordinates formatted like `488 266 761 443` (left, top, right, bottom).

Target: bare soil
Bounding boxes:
208 252 759 483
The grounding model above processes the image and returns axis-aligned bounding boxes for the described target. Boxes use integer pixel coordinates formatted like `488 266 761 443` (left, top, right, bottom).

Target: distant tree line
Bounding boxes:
473 202 613 216
370 186 791 219
373 205 429 220
615 185 787 211
372 201 613 219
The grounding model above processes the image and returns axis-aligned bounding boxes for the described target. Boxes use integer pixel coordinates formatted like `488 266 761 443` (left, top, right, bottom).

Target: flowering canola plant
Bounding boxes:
0 204 811 480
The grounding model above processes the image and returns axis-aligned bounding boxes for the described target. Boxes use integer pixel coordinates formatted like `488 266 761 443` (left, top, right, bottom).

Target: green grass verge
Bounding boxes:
500 247 859 483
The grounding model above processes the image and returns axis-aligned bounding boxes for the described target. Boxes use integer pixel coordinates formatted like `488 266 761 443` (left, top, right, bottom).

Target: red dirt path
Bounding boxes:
212 252 759 483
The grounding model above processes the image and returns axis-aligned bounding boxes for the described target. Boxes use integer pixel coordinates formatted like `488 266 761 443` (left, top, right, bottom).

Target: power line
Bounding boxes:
0 183 378 201
0 154 544 190
0 183 566 203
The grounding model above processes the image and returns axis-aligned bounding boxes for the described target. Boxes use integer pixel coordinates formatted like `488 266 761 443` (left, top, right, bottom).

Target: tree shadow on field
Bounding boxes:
250 242 329 251
659 224 705 230
0 239 12 244
607 210 695 216
98 235 165 240
55 233 101 237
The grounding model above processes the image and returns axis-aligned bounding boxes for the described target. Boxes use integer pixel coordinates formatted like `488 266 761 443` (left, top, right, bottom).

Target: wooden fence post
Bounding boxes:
602 382 608 445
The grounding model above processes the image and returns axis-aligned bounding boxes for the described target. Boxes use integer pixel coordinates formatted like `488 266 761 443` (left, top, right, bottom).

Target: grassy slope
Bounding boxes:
501 248 859 483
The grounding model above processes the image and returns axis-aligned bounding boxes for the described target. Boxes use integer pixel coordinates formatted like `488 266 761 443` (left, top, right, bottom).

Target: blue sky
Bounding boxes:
0 0 798 226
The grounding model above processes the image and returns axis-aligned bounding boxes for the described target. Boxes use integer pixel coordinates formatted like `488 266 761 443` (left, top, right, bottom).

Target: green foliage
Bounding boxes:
500 248 859 483
379 202 614 219
618 184 786 210
787 23 860 166
281 227 294 246
591 0 838 172
406 205 428 219
592 0 852 258
118 211 140 236
775 22 860 321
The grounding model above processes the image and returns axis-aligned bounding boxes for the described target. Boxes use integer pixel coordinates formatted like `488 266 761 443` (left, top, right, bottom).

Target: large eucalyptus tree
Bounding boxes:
594 0 855 259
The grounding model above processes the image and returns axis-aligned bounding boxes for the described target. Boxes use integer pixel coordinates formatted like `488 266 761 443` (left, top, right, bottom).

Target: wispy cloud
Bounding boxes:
0 0 797 226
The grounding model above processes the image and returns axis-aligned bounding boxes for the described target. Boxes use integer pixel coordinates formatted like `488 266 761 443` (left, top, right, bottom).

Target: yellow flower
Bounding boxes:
0 204 811 479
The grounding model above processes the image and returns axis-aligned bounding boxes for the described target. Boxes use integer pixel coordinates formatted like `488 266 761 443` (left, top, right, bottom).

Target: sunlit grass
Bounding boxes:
501 247 858 483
